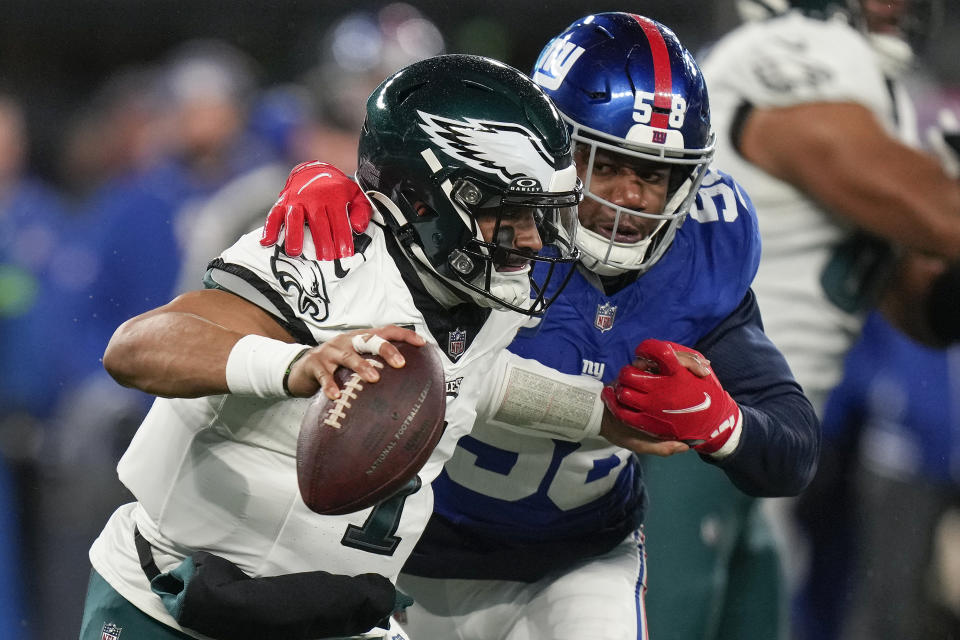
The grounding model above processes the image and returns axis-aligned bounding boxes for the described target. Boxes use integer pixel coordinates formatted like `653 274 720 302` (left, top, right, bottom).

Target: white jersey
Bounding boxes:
88 225 526 634
700 11 918 413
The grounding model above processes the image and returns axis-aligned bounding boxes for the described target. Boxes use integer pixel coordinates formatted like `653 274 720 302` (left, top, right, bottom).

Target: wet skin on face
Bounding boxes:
477 208 542 272
575 145 671 242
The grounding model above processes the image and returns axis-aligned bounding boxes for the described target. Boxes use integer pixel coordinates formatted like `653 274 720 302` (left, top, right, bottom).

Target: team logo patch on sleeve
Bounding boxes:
594 301 617 332
101 622 122 640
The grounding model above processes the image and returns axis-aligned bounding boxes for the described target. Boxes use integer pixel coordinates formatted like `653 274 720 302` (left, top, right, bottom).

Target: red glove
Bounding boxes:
601 339 742 455
260 161 373 260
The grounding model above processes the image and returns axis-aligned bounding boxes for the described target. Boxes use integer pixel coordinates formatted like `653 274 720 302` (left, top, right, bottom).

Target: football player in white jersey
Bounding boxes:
702 0 959 414
258 14 821 640
700 0 960 637
74 53 628 640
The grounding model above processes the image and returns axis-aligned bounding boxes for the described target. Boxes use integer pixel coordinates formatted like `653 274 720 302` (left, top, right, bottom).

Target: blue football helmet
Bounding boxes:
531 12 715 276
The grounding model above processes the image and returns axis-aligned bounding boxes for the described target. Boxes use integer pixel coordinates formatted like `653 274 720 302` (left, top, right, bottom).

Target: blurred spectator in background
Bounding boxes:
175 2 444 294
32 38 270 639
65 38 266 383
700 0 960 637
0 92 72 424
174 82 316 291
0 89 54 633
57 66 168 202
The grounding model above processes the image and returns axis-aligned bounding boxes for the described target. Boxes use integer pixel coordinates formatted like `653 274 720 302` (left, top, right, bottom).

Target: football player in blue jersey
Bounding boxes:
260 13 820 640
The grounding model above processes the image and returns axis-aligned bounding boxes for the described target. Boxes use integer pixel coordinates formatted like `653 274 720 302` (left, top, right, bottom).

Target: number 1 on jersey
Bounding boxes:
341 476 422 555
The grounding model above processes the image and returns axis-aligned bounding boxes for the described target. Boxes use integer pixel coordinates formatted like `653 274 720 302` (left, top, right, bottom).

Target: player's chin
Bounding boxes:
495 263 532 274
600 224 644 243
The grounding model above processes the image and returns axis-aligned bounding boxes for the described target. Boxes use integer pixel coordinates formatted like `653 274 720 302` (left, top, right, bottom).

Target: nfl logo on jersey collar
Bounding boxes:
595 301 617 332
448 328 467 360
101 622 122 640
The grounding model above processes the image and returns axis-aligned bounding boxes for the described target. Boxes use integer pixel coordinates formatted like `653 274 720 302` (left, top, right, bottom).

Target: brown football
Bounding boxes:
296 341 446 515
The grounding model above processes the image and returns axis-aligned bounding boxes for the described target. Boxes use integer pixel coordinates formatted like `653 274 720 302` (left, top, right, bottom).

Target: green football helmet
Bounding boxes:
356 54 582 316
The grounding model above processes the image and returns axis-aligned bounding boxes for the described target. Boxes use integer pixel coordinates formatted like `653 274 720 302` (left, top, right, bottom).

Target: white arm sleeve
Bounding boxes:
475 351 605 441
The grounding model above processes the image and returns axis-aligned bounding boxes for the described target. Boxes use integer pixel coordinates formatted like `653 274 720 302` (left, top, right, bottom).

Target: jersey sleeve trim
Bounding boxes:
729 100 754 158
694 289 821 496
204 259 317 346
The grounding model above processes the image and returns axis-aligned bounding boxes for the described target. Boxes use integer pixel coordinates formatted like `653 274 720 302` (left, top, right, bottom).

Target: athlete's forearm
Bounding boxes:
476 351 605 441
742 102 960 260
105 311 246 397
103 289 294 398
696 291 822 495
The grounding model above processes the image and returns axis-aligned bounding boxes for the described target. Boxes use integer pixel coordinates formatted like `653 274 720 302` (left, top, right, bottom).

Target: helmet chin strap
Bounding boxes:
484 268 532 308
575 175 694 276
577 228 657 276
409 243 531 311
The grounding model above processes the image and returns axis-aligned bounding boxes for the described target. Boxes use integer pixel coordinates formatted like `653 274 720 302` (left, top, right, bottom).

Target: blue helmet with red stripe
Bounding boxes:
532 13 715 275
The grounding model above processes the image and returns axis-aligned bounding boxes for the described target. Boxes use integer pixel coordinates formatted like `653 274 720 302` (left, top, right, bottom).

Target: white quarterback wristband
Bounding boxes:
225 335 312 397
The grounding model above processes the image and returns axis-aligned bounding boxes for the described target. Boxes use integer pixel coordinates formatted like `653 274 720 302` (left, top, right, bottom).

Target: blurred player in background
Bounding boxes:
817 260 960 639
78 54 592 640
299 1 445 174
699 0 960 637
261 13 820 640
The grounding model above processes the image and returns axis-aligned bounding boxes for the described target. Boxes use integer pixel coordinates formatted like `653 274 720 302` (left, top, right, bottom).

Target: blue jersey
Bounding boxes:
823 311 960 485
405 170 819 581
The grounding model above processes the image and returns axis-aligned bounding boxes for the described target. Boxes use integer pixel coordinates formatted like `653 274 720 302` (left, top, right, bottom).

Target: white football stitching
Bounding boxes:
323 359 383 428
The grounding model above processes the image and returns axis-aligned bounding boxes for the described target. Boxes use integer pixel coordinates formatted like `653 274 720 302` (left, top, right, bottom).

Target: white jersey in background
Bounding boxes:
700 10 919 413
87 225 527 636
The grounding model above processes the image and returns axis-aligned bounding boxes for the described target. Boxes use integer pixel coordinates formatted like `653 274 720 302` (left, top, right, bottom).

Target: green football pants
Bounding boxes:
641 453 785 640
78 569 193 639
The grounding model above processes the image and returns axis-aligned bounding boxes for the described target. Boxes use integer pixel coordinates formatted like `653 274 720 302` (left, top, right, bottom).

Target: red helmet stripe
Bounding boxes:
631 14 672 130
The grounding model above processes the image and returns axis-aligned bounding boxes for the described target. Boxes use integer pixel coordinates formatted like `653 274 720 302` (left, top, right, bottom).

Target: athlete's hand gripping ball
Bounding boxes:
602 339 742 454
260 161 373 260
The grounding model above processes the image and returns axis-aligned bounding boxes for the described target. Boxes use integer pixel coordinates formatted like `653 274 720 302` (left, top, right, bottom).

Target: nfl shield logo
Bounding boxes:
594 302 617 333
102 623 122 640
448 328 467 359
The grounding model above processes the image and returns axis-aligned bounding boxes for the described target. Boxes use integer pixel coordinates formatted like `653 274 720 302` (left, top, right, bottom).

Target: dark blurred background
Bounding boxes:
5 0 960 182
4 0 960 184
1 1 959 638
1 0 747 183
